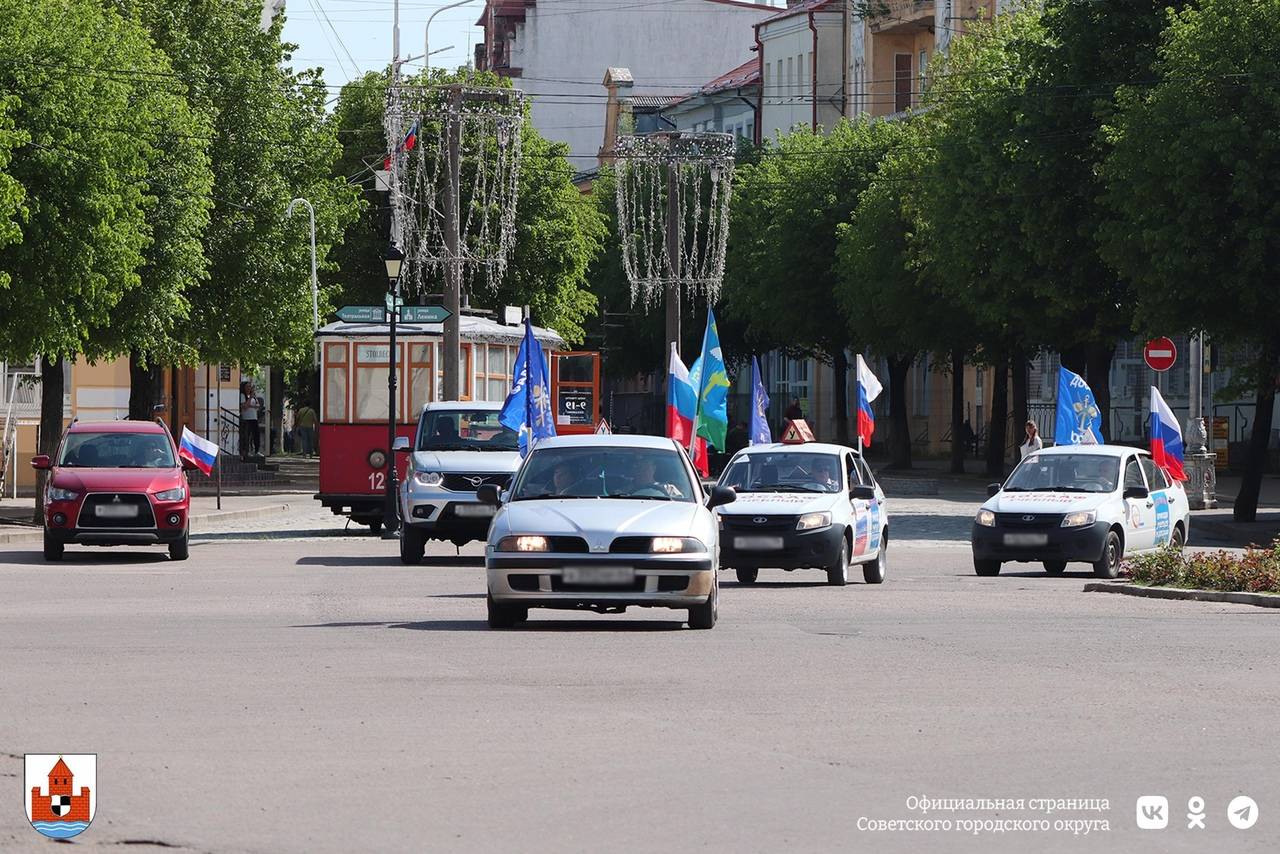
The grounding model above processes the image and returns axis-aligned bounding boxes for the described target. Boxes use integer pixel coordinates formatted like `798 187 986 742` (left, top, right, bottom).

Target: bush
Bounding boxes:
1123 541 1280 594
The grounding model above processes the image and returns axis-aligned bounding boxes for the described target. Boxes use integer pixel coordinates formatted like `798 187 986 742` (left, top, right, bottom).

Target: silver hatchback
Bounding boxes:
480 435 736 629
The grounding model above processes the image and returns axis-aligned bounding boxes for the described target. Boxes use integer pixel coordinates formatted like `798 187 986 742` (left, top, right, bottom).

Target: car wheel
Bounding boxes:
400 525 425 565
687 582 718 630
169 527 190 561
1093 531 1122 579
826 536 849 586
1043 561 1066 575
863 533 887 584
486 593 526 629
367 519 383 535
734 567 758 584
1170 524 1186 550
974 559 1001 577
43 532 63 562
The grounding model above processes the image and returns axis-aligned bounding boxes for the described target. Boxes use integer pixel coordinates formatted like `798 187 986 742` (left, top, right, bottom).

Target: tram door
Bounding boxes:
551 351 601 435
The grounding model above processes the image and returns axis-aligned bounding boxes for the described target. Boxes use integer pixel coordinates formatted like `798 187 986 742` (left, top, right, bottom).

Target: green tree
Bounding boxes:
1100 0 1280 521
0 97 25 271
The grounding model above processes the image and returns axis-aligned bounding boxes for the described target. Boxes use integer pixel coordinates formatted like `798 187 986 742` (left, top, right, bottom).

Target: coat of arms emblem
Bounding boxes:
25 754 95 840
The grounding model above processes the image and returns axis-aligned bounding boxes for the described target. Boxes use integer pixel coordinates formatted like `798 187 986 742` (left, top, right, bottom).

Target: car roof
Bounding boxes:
1031 444 1147 459
532 434 682 451
68 420 170 434
733 442 860 457
422 401 503 413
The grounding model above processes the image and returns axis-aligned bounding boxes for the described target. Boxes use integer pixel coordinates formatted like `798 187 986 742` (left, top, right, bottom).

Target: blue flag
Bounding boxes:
694 308 730 450
749 355 771 445
499 319 557 456
1055 366 1104 446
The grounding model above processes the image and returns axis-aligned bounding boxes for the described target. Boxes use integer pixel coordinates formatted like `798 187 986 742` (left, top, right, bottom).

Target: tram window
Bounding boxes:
486 345 509 401
354 343 395 422
409 343 433 416
324 343 347 422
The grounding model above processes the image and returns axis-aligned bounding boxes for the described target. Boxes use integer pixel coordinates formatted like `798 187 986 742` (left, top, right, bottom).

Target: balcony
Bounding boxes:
868 0 935 34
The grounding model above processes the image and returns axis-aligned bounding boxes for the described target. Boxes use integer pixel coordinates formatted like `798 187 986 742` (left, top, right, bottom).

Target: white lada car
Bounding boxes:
715 441 888 586
971 445 1190 578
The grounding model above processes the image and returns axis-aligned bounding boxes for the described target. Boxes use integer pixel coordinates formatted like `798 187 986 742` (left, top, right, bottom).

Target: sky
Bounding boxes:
279 0 481 92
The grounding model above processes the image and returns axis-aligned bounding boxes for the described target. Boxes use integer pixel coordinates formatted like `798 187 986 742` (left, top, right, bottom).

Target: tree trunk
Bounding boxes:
950 348 965 474
986 353 1009 478
33 356 64 524
831 347 849 446
887 354 912 470
1084 342 1115 441
269 365 285 456
1011 345 1029 439
1234 348 1278 522
127 350 164 422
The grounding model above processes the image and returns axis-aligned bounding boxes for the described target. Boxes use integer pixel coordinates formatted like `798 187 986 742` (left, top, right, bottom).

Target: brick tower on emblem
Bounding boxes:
25 754 95 840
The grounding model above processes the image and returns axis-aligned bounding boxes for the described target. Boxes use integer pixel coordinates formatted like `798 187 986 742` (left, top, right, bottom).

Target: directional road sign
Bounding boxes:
385 293 404 313
400 305 452 324
335 305 385 323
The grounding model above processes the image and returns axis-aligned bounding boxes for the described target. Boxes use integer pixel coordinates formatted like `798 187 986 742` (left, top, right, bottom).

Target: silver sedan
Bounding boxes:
479 434 736 629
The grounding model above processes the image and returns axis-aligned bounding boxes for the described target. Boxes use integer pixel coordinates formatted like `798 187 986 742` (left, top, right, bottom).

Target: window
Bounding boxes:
484 344 511 402
1141 457 1170 490
323 343 347 423
919 49 928 88
845 454 860 486
437 344 473 400
408 342 433 417
354 342 398 422
787 57 794 97
1124 457 1146 492
797 54 805 94
894 53 912 113
855 456 875 488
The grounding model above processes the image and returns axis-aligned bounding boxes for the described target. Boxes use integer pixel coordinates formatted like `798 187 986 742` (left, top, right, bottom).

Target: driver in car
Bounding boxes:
552 461 579 495
810 456 841 492
627 456 684 499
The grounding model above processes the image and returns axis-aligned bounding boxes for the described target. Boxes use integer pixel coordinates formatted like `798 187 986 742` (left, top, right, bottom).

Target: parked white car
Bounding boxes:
971 445 1190 578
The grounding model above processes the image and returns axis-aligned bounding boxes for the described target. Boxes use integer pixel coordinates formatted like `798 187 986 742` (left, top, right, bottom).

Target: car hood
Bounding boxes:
410 450 521 473
984 491 1110 514
52 467 184 493
499 499 705 551
717 491 839 517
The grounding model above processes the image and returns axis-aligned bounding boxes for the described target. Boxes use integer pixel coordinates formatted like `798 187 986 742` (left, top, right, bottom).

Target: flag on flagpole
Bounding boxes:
499 319 557 456
1149 385 1187 481
383 120 420 169
1055 367 1104 446
668 344 709 476
178 427 218 476
693 308 730 451
855 354 883 449
749 355 771 445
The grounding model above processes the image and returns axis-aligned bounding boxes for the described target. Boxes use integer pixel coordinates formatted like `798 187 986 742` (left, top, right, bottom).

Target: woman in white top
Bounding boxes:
1019 420 1044 460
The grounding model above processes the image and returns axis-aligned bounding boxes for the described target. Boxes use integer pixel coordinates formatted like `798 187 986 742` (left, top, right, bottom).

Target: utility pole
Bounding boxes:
388 0 403 252
664 162 680 365
442 85 464 400
1185 331 1216 508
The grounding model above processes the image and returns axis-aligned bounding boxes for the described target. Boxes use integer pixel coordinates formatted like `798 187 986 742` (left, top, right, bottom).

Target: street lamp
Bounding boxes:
286 198 319 332
424 0 477 75
382 245 405 538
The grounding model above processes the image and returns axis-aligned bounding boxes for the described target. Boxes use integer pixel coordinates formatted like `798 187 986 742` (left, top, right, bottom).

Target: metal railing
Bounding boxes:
1 371 39 498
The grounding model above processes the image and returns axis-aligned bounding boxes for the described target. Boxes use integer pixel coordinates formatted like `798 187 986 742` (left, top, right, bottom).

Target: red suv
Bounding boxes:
32 420 196 562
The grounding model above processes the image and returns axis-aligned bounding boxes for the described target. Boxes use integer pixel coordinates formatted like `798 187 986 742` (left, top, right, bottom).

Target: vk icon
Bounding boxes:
1137 796 1169 830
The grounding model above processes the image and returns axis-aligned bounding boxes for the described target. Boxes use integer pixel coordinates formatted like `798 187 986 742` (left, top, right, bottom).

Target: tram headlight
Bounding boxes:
367 449 387 469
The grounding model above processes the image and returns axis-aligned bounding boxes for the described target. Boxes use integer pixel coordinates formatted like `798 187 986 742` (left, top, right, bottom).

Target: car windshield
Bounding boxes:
418 410 517 451
719 452 843 494
511 446 696 502
57 431 176 468
1004 453 1120 494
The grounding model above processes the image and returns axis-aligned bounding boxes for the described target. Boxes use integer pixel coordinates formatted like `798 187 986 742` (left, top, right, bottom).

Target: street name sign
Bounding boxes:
400 305 452 323
336 305 385 323
1144 337 1177 372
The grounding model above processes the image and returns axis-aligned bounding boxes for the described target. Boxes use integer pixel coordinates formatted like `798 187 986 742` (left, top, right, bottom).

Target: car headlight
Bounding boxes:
46 486 78 502
367 449 387 469
650 536 706 553
796 512 832 531
155 487 186 502
413 471 442 486
1061 510 1096 528
497 535 549 552
975 509 996 527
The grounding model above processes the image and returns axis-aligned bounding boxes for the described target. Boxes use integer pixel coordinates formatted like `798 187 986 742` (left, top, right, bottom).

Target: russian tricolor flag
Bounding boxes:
667 344 709 476
855 354 883 448
1149 386 1187 481
178 427 219 476
382 120 420 170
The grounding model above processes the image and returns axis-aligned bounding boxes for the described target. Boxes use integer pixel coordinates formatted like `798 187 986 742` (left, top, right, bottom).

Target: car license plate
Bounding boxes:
453 504 494 517
734 535 785 551
95 504 139 519
1003 532 1048 547
562 566 635 586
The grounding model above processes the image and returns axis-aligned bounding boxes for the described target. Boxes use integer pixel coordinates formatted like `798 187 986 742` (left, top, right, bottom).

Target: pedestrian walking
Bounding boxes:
240 380 261 460
295 402 318 457
1019 420 1043 460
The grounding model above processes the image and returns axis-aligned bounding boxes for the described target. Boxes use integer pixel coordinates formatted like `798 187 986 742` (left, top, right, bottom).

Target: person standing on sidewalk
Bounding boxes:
1019 420 1043 460
295 403 318 457
240 381 260 460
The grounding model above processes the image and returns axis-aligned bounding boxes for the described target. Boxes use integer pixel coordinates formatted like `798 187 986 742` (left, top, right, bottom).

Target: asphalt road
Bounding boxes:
1 505 1276 854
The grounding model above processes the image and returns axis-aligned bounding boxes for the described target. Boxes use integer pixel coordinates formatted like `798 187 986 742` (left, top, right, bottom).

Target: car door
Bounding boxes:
1140 456 1176 547
853 454 884 557
1122 455 1157 553
844 452 870 557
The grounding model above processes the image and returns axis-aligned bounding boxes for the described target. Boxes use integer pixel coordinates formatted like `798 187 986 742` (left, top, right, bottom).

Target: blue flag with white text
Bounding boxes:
749 356 771 445
499 319 557 456
1054 366 1104 446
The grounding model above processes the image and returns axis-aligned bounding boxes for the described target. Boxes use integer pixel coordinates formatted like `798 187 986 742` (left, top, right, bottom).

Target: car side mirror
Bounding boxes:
850 484 876 500
392 436 411 452
31 454 51 471
1123 485 1149 500
477 483 503 506
706 485 736 509
987 482 1002 498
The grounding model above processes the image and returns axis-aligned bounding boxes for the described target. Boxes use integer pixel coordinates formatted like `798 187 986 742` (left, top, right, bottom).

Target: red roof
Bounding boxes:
48 758 73 779
702 58 760 94
69 420 170 434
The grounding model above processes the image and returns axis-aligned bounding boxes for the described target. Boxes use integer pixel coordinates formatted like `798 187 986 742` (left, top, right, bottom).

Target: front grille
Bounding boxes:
78 493 155 529
996 512 1063 529
547 536 589 553
441 473 511 492
610 536 652 553
720 514 797 533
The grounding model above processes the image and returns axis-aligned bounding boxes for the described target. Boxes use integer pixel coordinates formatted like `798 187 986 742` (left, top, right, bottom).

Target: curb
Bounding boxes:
1084 582 1280 609
0 502 292 546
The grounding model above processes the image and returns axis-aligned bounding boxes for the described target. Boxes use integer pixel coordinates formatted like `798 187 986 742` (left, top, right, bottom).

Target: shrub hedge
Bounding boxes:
1124 542 1280 594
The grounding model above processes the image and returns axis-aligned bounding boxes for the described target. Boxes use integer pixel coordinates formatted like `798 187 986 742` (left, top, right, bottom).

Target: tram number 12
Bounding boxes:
369 471 385 491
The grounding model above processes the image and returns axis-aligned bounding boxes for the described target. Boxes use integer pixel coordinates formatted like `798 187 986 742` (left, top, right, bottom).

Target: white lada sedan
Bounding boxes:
479 435 737 629
971 445 1190 578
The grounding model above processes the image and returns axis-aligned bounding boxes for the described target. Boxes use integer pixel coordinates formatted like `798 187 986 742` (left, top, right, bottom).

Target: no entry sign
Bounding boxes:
1144 337 1177 372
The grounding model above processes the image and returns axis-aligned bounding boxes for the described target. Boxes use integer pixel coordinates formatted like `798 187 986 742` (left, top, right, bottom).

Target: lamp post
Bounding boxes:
424 0 477 76
382 245 405 538
286 198 319 332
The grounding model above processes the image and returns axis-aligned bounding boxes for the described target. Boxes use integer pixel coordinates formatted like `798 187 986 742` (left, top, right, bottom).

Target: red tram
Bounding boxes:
314 316 599 530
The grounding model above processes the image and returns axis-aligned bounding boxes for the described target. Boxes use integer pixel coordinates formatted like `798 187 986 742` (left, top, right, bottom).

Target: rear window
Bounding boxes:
58 432 175 468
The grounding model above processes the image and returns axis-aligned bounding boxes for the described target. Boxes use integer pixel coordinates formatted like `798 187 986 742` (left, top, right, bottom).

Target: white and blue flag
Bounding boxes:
499 319 557 456
1054 366 1104 446
749 355 771 445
